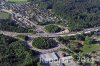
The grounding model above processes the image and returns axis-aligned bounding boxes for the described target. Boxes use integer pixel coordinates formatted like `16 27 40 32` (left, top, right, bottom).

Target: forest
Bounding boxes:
0 34 39 66
0 19 29 33
32 37 57 49
33 0 100 31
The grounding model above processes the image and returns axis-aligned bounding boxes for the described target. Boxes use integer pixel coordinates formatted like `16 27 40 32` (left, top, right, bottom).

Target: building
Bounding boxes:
40 52 58 63
57 51 73 63
40 51 77 66
0 0 6 5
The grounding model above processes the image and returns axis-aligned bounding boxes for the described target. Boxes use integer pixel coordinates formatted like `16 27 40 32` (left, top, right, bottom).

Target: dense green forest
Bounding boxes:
0 34 39 66
32 37 57 49
0 19 29 33
33 0 100 31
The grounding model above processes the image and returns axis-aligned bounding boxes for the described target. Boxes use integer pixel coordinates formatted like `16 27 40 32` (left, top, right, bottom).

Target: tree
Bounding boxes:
75 34 85 41
34 0 100 31
25 36 30 41
0 34 39 66
45 25 63 33
0 20 30 33
57 36 70 44
32 37 57 49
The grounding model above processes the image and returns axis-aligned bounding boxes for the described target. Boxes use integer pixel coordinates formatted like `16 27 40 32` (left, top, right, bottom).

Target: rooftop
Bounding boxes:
40 52 58 62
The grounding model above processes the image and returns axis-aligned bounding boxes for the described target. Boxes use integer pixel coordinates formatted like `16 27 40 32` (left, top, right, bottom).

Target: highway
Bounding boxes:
0 26 100 38
1 9 100 53
2 9 100 37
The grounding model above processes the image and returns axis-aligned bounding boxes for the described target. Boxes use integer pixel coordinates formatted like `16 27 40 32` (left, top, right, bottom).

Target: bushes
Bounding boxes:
32 37 57 49
45 25 62 33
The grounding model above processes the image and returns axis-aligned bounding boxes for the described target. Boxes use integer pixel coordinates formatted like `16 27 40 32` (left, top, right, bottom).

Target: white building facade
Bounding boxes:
40 51 74 64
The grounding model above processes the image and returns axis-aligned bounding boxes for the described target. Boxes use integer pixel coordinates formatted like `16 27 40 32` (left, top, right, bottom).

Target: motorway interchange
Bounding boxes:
0 3 100 53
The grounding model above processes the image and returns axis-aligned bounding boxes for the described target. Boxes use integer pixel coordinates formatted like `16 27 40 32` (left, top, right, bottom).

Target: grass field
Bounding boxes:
0 12 11 19
8 0 28 2
81 44 100 54
8 0 28 3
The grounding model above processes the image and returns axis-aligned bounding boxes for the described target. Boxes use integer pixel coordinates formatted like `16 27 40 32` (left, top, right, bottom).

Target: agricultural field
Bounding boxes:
0 12 11 20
